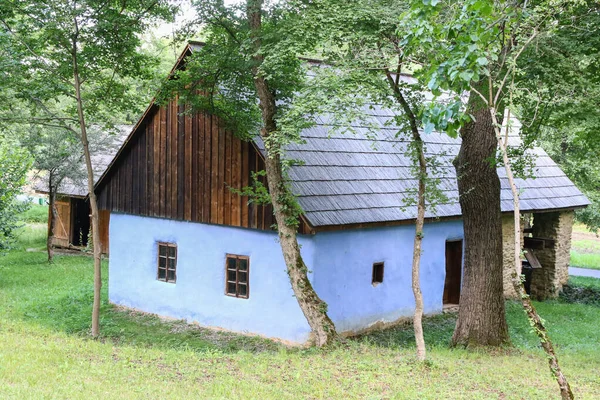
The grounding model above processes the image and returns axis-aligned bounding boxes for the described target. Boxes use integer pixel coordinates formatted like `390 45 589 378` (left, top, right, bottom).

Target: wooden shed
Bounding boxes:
35 126 131 254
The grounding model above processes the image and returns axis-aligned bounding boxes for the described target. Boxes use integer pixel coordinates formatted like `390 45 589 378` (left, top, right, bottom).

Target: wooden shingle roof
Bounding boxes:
255 107 589 227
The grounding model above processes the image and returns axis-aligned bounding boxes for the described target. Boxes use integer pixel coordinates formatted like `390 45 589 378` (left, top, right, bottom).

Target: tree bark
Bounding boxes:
72 33 102 339
411 147 427 361
246 0 337 346
47 174 56 263
451 82 509 347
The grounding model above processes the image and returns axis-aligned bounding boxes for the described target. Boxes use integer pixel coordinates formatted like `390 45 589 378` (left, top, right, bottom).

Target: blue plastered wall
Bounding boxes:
108 213 314 343
109 213 464 343
311 220 464 334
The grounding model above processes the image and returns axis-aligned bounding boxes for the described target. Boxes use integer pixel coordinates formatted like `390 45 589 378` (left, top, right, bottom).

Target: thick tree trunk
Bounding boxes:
72 37 102 339
246 0 336 346
451 83 509 347
47 176 56 263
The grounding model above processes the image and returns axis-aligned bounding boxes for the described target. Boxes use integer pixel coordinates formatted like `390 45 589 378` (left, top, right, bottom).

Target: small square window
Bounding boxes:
372 262 384 286
157 243 177 283
225 254 250 299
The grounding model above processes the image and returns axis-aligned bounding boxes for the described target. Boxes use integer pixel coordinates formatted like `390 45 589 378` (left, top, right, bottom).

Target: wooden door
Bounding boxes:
443 240 463 305
51 199 71 247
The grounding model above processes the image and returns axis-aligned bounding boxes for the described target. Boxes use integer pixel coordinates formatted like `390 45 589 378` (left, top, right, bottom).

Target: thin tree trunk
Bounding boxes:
412 152 427 361
385 70 427 360
71 34 102 339
451 81 509 347
246 0 336 346
47 174 56 263
494 110 573 400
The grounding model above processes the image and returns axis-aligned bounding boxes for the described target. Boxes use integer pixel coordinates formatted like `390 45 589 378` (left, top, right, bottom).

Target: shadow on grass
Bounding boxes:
8 247 600 356
352 313 458 350
3 250 282 355
19 283 283 354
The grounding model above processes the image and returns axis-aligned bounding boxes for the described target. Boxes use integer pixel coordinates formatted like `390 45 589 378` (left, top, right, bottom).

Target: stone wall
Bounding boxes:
501 214 524 298
529 211 574 300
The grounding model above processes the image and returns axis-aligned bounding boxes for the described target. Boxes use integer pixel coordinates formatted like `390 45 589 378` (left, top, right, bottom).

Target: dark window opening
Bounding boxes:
157 242 177 283
225 254 249 299
372 262 384 285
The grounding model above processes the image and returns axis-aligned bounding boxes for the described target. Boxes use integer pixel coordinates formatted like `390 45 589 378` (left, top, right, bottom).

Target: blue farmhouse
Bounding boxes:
94 43 589 344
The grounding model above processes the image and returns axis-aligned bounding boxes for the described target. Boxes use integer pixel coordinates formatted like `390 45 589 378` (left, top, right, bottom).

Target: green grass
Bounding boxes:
18 203 49 223
570 223 600 270
571 251 600 270
569 276 600 290
1 231 600 398
12 222 47 250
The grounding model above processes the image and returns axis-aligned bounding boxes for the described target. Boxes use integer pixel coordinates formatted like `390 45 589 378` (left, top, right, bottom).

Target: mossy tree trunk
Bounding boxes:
246 0 336 346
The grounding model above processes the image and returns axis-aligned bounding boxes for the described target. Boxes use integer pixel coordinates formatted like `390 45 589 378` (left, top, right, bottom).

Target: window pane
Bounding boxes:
167 270 176 282
238 271 247 284
159 246 167 256
227 270 237 282
158 268 166 280
159 257 166 268
238 284 247 297
227 282 236 295
168 258 176 269
227 257 237 270
239 258 248 271
168 246 176 258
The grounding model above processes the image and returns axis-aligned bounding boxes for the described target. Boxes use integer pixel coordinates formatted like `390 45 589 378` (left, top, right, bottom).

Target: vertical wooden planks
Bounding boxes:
159 106 166 217
176 101 185 220
231 135 241 226
241 140 249 228
256 152 264 230
210 115 219 223
216 121 225 225
203 113 212 223
185 106 193 221
130 138 137 213
96 106 286 233
147 116 155 216
224 127 232 225
165 102 172 218
171 98 179 219
196 113 204 222
248 145 256 229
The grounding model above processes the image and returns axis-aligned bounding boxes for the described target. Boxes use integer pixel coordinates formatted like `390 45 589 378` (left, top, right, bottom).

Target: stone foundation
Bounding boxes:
501 214 524 298
529 211 574 300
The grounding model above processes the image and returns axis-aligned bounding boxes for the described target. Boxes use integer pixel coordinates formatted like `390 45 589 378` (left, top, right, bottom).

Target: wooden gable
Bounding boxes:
96 96 279 231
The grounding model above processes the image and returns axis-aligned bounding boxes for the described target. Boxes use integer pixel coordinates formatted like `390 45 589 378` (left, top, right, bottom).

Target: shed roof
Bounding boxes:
35 125 131 198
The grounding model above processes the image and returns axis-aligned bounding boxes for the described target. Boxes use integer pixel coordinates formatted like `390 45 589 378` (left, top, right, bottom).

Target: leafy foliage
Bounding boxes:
0 144 31 251
0 0 175 135
517 1 600 231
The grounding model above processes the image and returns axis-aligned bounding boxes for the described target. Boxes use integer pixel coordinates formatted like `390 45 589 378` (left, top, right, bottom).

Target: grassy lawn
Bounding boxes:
570 223 600 270
1 225 600 399
18 203 49 224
